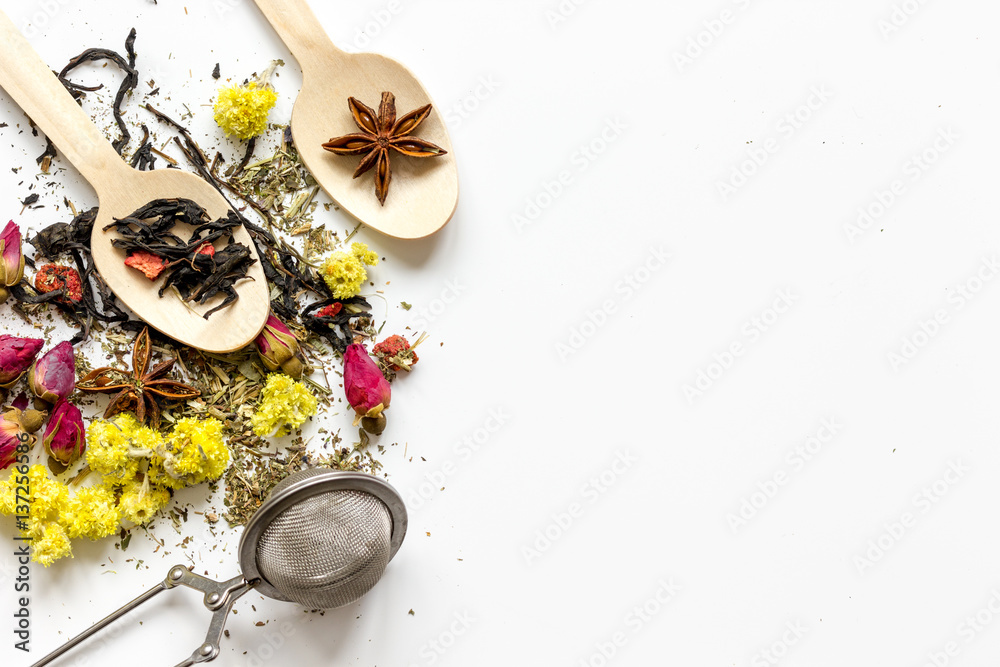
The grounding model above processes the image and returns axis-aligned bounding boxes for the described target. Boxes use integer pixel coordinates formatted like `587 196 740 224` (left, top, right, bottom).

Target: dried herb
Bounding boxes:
75 327 200 428
322 92 447 205
57 29 139 155
105 198 256 319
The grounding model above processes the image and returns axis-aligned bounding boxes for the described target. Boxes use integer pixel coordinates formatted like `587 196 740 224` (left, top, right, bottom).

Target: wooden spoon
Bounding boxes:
0 12 270 353
254 0 459 239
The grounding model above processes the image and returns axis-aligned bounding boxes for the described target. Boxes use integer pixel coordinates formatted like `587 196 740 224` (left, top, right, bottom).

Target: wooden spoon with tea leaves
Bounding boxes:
0 12 269 353
254 0 459 239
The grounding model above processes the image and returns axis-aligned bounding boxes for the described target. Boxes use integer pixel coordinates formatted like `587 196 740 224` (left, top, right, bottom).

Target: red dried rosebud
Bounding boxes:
344 344 391 418
0 410 32 471
42 399 85 466
35 264 83 304
0 335 43 387
316 302 343 319
0 220 25 302
29 341 76 404
124 251 167 280
255 313 305 378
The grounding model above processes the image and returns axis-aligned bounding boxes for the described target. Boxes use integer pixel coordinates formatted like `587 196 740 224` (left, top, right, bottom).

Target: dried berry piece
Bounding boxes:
34 264 83 304
124 251 167 280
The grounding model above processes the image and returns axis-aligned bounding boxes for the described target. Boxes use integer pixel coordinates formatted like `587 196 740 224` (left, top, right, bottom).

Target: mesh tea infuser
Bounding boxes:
31 469 407 667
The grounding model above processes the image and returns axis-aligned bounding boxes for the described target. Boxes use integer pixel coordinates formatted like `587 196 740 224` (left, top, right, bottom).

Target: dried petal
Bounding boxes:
255 313 305 378
343 344 391 418
0 221 25 300
42 400 85 466
29 342 76 404
0 410 31 471
0 335 43 387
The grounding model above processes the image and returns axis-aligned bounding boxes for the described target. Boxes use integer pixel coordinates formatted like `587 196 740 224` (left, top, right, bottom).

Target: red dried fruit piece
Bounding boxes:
316 303 343 318
124 251 167 280
195 242 215 257
373 334 418 372
34 264 83 304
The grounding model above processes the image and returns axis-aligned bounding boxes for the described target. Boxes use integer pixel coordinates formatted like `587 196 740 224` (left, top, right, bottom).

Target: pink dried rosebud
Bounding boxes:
255 313 305 378
42 399 85 466
344 344 391 419
0 335 44 388
0 410 32 471
29 341 76 404
0 221 24 302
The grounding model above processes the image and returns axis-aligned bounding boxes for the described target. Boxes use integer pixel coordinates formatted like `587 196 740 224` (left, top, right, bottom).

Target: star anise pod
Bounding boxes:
75 327 200 428
322 91 447 205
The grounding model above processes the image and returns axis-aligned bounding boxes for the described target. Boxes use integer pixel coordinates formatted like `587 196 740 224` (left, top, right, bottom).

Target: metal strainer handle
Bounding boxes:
30 565 254 667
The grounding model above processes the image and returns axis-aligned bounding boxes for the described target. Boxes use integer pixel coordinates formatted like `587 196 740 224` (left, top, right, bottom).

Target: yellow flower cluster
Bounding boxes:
251 374 318 437
0 415 230 566
213 82 278 140
320 242 380 299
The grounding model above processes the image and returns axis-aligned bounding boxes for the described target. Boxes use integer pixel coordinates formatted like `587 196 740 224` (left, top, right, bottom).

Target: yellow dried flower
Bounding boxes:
65 486 121 540
30 520 72 567
26 464 68 522
320 242 379 299
118 478 170 525
0 480 13 515
148 418 229 489
351 242 380 267
251 374 318 437
86 414 144 480
213 82 277 140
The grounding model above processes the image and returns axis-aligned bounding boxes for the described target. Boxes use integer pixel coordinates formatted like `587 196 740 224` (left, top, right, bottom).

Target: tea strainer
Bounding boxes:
31 469 408 667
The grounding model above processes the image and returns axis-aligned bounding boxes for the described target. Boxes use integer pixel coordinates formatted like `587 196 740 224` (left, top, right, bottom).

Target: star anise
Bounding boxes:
75 327 200 428
322 91 448 205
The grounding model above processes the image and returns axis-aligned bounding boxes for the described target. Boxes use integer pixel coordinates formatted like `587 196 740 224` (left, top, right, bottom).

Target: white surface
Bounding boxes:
1 1 999 666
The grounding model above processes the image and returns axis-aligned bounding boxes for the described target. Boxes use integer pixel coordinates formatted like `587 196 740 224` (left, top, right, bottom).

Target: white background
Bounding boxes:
1 0 1000 666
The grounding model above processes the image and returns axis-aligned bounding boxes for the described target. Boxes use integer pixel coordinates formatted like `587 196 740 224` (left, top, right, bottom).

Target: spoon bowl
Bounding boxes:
0 12 270 352
255 0 459 239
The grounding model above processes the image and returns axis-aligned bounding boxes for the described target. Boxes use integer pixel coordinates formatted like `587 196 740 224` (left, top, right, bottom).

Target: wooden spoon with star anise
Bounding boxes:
75 327 200 429
253 0 458 239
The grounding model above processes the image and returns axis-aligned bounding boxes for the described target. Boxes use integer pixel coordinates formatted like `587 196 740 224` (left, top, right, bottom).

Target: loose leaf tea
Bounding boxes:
104 198 256 319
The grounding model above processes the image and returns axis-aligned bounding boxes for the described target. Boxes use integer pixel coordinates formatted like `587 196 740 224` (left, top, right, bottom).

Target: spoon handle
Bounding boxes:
253 0 345 67
0 11 129 190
